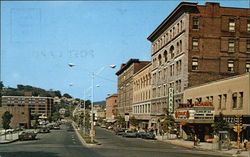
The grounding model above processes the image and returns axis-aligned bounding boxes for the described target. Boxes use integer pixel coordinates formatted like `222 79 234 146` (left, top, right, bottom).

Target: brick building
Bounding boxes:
2 96 54 118
116 59 150 117
147 1 250 123
106 94 118 122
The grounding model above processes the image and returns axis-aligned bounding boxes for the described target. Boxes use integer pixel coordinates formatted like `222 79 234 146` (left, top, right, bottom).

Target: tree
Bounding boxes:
2 111 13 139
212 112 230 135
129 116 139 127
116 115 126 128
63 93 72 98
160 110 176 133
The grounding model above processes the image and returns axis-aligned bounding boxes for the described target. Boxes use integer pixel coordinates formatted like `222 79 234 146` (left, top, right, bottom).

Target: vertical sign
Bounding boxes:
168 88 174 113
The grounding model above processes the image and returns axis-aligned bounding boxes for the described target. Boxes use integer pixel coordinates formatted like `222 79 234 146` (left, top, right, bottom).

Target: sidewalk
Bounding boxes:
0 132 19 144
156 135 250 157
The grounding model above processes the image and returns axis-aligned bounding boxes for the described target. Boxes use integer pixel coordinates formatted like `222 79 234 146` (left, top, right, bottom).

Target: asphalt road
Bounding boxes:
0 123 231 157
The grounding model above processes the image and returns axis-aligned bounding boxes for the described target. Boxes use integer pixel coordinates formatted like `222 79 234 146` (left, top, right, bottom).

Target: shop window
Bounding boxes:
229 19 235 32
192 17 199 29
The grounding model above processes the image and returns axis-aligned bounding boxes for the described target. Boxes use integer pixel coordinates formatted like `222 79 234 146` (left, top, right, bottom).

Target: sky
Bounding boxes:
1 0 249 101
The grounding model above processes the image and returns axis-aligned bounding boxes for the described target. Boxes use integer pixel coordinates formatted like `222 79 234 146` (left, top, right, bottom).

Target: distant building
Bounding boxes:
106 94 118 122
116 59 150 117
0 106 30 128
2 96 54 118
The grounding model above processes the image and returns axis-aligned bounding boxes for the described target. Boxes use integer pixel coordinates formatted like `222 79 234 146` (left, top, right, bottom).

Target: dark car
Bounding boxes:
19 131 37 141
136 131 147 138
115 128 125 135
123 130 137 138
141 132 156 139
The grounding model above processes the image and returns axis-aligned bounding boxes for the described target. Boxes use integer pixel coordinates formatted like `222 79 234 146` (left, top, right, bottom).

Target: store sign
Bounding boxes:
194 101 213 106
175 111 189 118
125 113 129 122
168 88 174 113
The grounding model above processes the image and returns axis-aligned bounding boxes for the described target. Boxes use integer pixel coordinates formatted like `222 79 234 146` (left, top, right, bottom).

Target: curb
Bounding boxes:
0 138 19 144
71 121 101 147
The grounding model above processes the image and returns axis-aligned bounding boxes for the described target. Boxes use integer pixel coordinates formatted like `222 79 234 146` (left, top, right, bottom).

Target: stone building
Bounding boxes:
2 96 54 118
181 72 250 141
106 94 118 122
132 63 152 129
116 59 150 117
0 106 30 128
147 1 250 121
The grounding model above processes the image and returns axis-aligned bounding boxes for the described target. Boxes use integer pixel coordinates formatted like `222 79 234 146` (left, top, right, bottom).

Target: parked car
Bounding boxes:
52 125 60 130
115 128 125 135
19 131 37 141
136 131 147 138
14 126 24 132
37 127 50 133
123 130 137 138
100 124 106 128
141 132 156 139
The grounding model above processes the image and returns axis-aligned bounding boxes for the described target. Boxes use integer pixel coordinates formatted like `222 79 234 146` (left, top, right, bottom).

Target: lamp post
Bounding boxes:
90 65 116 143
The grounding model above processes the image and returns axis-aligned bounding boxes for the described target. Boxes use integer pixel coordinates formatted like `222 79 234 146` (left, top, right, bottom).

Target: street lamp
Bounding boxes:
90 65 116 143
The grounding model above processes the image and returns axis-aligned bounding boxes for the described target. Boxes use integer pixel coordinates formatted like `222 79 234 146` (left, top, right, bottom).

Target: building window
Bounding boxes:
247 40 250 52
192 38 199 49
158 54 162 65
192 17 199 29
229 19 235 32
228 39 235 52
247 20 250 32
192 58 198 70
239 92 243 108
164 50 167 62
223 94 227 109
246 61 250 72
218 95 222 109
227 60 234 72
232 92 237 109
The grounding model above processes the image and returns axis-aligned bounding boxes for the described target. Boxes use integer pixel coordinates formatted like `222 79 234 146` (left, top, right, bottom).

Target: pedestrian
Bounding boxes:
194 135 198 146
244 139 248 151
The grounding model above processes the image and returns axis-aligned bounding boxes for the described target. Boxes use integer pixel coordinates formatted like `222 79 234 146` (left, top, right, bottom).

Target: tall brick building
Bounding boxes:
147 1 250 120
116 59 150 117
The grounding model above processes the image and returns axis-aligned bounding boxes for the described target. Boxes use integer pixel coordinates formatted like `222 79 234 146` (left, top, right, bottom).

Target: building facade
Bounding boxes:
0 106 31 128
116 59 150 117
181 72 250 141
147 2 250 121
106 94 118 122
2 96 54 118
132 63 152 129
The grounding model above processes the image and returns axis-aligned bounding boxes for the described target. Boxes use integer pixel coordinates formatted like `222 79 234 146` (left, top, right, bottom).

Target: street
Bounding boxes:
0 123 231 157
